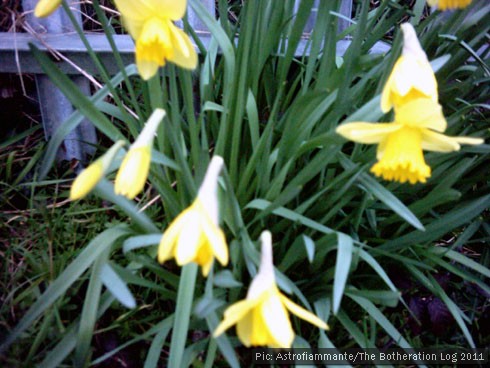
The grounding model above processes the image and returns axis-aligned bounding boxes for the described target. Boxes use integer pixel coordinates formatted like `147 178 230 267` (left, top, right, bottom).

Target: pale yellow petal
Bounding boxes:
395 98 446 132
213 299 255 337
421 130 483 152
113 0 157 21
153 0 188 20
114 146 151 199
280 294 329 330
174 210 201 265
158 219 185 263
236 309 254 347
202 221 228 266
34 0 62 18
167 24 198 70
336 123 401 144
259 293 294 348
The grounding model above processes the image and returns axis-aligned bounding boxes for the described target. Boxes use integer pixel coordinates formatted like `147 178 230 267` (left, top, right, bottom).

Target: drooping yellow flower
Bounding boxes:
34 0 62 17
158 156 228 276
427 0 472 10
70 140 125 200
115 109 165 199
381 23 438 113
214 231 328 348
114 0 197 80
336 98 483 184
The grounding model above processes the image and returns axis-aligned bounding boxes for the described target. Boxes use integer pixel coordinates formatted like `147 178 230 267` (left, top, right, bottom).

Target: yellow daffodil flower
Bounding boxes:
336 98 483 184
34 0 62 17
427 0 472 10
115 109 165 199
114 0 197 80
214 231 328 348
381 23 438 113
158 156 228 276
70 140 125 200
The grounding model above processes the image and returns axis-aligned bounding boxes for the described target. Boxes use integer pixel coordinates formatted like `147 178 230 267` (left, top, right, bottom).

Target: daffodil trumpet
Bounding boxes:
336 98 483 184
70 140 125 201
158 156 228 276
115 108 166 199
34 0 62 18
214 231 328 348
113 0 197 80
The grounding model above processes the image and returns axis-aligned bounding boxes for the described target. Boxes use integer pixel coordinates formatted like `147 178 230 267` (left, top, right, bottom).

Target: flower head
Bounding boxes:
427 0 473 10
70 140 125 200
115 109 165 199
336 98 483 184
114 0 197 79
381 23 438 113
213 231 328 348
158 156 228 276
34 0 62 18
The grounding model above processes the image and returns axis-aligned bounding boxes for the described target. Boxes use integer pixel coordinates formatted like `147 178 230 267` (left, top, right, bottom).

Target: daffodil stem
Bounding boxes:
168 263 198 368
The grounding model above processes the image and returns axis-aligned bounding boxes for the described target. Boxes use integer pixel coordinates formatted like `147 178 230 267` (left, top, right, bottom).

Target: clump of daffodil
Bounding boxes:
337 99 483 184
381 23 438 113
115 108 165 199
70 140 125 200
34 0 62 18
427 0 472 10
158 156 228 276
113 0 197 80
337 23 483 184
214 231 328 348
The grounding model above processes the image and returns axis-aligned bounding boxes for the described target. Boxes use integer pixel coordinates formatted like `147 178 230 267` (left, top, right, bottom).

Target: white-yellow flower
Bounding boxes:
381 23 438 113
213 231 328 348
337 98 483 184
114 109 165 199
158 156 228 276
34 0 62 18
70 140 125 200
427 0 473 10
114 0 197 80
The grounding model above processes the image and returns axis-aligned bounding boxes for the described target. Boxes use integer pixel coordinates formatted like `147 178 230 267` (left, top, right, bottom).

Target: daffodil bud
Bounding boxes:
34 0 62 18
70 140 125 200
114 108 165 199
427 0 473 10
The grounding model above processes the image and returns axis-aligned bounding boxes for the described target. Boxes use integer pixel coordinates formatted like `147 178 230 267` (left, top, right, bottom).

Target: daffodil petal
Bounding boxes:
202 221 228 266
280 294 329 330
236 309 254 347
137 59 162 81
114 0 155 22
421 130 483 152
395 98 446 132
336 123 402 144
260 294 294 348
114 146 151 199
214 299 254 338
158 219 184 264
174 212 201 265
167 24 198 69
152 0 188 20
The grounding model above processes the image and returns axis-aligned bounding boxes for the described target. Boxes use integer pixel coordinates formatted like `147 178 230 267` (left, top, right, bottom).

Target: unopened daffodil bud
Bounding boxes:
214 231 328 348
158 156 228 276
114 108 165 199
34 0 62 18
70 140 125 200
